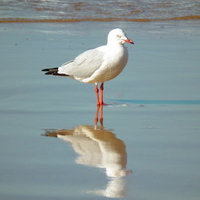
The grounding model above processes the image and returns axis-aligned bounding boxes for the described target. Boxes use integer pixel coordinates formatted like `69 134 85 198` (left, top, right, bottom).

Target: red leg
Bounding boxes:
95 84 99 105
99 83 107 105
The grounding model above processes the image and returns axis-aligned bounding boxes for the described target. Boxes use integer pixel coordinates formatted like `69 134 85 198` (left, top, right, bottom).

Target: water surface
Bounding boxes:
0 20 200 200
0 0 200 22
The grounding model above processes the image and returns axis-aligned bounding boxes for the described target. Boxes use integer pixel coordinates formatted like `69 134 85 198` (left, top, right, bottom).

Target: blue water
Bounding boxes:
110 100 200 105
0 21 200 199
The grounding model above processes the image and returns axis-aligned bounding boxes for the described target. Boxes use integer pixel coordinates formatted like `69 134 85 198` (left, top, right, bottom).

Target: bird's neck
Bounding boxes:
107 42 124 48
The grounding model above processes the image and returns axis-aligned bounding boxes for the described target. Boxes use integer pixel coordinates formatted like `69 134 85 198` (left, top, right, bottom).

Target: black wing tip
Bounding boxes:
42 67 58 75
44 71 54 75
44 71 69 76
41 67 58 72
42 67 69 76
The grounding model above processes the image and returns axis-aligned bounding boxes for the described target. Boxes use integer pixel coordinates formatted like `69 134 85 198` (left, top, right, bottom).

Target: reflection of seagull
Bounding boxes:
42 28 133 105
44 125 131 178
42 106 132 198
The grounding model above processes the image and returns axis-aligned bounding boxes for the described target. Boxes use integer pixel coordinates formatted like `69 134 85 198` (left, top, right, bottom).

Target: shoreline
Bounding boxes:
0 15 200 23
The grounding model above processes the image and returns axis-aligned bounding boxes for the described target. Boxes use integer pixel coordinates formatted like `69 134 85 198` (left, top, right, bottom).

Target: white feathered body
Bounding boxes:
58 44 128 84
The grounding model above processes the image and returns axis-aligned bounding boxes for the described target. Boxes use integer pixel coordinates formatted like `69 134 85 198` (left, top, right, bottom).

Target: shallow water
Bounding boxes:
0 21 200 200
0 0 200 22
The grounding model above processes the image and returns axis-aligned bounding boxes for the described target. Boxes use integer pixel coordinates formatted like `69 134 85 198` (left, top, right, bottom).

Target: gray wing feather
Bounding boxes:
60 47 104 78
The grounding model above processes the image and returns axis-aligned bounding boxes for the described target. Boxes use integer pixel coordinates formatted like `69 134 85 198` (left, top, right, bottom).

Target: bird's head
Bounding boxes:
107 28 134 45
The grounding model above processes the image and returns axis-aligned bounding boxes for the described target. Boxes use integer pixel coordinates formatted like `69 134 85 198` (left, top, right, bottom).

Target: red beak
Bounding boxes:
124 38 134 44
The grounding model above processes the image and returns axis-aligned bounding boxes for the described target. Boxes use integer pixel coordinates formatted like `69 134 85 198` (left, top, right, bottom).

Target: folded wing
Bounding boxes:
58 47 105 78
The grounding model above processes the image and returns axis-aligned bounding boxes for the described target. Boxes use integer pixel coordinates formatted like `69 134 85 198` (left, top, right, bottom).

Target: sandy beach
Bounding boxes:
0 20 200 200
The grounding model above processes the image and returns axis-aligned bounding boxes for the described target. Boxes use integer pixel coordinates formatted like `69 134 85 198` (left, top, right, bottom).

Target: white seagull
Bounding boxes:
42 28 134 105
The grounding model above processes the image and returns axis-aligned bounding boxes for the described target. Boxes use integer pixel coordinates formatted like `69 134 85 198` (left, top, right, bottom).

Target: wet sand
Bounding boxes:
1 15 200 23
0 21 200 200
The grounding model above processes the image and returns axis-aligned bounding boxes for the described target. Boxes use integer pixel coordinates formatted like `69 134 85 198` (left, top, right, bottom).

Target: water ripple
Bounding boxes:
109 99 200 105
0 0 199 22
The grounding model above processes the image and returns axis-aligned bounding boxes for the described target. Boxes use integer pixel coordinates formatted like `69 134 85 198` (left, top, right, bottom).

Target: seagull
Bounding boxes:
42 28 134 105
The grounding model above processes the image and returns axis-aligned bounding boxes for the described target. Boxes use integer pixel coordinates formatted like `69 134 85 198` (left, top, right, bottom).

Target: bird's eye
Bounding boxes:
116 35 121 38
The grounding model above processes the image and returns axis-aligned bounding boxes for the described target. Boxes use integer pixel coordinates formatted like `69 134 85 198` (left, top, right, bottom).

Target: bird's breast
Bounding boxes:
101 47 128 79
81 46 129 83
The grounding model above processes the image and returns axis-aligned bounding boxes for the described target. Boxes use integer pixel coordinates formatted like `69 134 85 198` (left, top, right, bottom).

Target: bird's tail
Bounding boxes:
42 67 68 76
